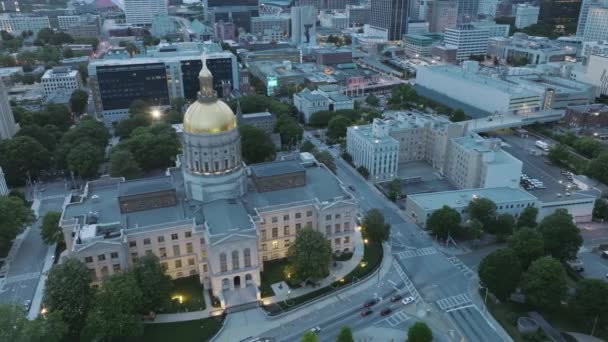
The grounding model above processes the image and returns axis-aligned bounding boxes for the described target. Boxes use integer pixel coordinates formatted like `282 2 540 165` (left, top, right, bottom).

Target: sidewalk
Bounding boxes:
28 243 55 320
147 309 211 324
212 244 394 342
467 275 513 342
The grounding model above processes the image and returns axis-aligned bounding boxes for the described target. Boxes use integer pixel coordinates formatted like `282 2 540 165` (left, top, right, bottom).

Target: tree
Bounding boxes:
492 213 516 240
69 89 88 115
288 227 332 283
587 153 608 184
336 326 354 342
517 206 538 228
508 227 544 270
547 144 569 166
466 197 497 231
117 123 180 171
407 321 433 342
276 116 303 148
538 209 583 261
82 273 144 341
522 256 567 311
386 178 401 201
44 258 93 337
0 304 67 342
66 142 104 177
450 109 466 122
300 140 316 153
300 331 319 342
365 94 380 107
132 254 172 313
593 198 608 221
313 150 336 174
0 191 35 255
308 110 335 127
478 248 522 301
109 150 142 180
40 211 63 245
36 28 54 44
341 152 353 165
356 166 369 179
571 279 608 324
0 136 51 186
327 116 351 141
361 209 390 243
34 104 73 132
240 125 276 164
426 206 461 239
17 124 59 152
573 137 602 158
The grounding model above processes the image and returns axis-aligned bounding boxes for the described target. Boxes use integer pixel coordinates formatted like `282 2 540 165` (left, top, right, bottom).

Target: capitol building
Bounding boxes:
59 58 358 309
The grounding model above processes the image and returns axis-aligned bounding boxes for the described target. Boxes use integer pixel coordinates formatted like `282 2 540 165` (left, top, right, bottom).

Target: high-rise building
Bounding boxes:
577 0 608 35
291 6 317 46
457 0 480 24
0 80 17 140
369 0 409 40
443 26 490 60
515 4 540 28
124 0 168 26
205 0 260 32
427 0 458 33
0 167 8 197
477 0 498 16
583 6 608 41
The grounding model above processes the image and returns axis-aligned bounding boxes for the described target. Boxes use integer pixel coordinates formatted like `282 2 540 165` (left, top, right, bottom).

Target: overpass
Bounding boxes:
464 109 564 133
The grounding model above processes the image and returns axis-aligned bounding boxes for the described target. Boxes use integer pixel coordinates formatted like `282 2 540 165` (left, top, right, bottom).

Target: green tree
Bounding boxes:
16 124 59 152
300 140 316 153
361 209 390 243
288 226 332 282
365 94 380 107
33 104 73 132
450 109 466 122
356 165 369 179
40 211 63 245
36 28 54 44
109 150 142 180
570 279 608 324
336 326 354 342
573 137 603 158
313 150 336 174
117 123 180 171
407 321 433 342
466 197 497 232
492 213 516 240
240 125 276 164
517 206 538 228
587 153 608 184
341 152 353 165
55 117 110 170
478 248 522 301
66 142 104 177
522 256 567 311
276 116 303 148
426 206 461 239
308 110 335 127
538 209 583 261
69 89 88 115
0 196 35 256
115 115 150 139
593 198 608 221
82 273 144 341
0 304 67 342
300 331 319 342
132 254 172 313
386 178 401 201
547 144 569 166
0 136 51 186
327 116 351 141
508 227 544 270
44 258 93 337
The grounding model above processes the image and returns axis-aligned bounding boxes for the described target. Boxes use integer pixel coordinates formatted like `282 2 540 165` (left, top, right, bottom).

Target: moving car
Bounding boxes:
390 295 402 302
380 308 392 316
310 326 321 334
360 309 373 317
402 296 415 305
23 299 31 312
364 299 379 307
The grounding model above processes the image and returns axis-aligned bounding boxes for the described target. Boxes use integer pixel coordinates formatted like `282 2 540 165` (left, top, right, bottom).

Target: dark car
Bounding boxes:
364 299 378 307
390 295 402 302
360 309 373 317
380 308 392 316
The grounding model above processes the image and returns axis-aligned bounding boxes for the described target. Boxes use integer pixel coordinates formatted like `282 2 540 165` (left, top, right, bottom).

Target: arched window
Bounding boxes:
219 253 227 272
244 248 251 268
232 250 239 270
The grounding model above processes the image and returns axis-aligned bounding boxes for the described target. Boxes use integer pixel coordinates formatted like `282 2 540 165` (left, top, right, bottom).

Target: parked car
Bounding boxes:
23 300 31 312
364 299 379 307
310 326 321 334
361 309 373 317
402 296 415 305
380 308 392 316
390 295 402 302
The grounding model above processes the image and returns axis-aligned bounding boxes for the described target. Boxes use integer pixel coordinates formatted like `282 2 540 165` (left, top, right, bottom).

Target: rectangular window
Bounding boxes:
284 226 290 235
271 216 278 223
262 255 268 261
161 262 168 270
85 256 93 263
113 264 121 272
188 258 195 266
171 233 179 240
185 231 192 238
143 238 151 245
344 236 350 243
200 237 205 245
326 225 331 234
272 252 279 259
173 245 181 256
335 214 341 219
272 241 279 249
157 236 165 243
261 243 267 251
131 252 139 262
295 212 302 219
129 241 136 248
186 242 193 253
284 240 290 248
335 223 341 233
335 238 341 245
307 210 313 217
283 214 289 221
98 254 106 261
272 227 278 238
159 247 167 258
325 214 331 220
175 260 182 268
110 252 118 259
261 229 266 240
344 222 350 231
202 264 208 273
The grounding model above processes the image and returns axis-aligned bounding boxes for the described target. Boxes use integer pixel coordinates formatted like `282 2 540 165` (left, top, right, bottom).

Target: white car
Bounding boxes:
401 296 415 305
310 326 321 334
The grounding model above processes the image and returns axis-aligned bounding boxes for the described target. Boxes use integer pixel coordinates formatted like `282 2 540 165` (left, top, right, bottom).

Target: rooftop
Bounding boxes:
408 187 538 211
250 160 305 178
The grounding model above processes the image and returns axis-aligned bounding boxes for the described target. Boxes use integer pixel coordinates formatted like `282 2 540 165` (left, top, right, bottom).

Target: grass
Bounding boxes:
140 316 223 342
162 275 206 313
259 259 290 298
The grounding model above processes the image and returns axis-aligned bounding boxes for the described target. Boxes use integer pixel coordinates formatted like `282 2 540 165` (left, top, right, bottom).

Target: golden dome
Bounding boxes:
183 100 237 134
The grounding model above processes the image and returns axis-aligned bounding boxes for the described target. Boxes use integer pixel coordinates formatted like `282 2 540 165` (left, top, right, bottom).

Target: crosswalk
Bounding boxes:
392 260 421 302
436 293 472 311
381 310 411 327
396 247 437 259
447 256 475 278
4 272 41 284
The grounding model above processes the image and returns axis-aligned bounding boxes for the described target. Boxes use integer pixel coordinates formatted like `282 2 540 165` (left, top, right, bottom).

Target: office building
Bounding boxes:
369 0 409 40
514 4 540 29
214 21 237 41
427 0 458 33
564 104 608 131
445 133 523 190
470 21 510 38
569 53 608 97
41 67 83 99
487 37 510 58
57 14 101 39
205 0 259 33
410 0 429 21
320 11 349 29
0 167 8 196
582 7 608 41
151 14 176 37
576 0 608 36
0 80 17 140
294 87 354 122
0 14 50 34
347 5 371 26
502 33 577 64
236 109 276 135
291 6 317 46
457 0 480 24
251 16 290 41
89 44 239 125
124 0 168 26
403 34 442 56
477 0 498 16
443 26 490 60
60 62 357 308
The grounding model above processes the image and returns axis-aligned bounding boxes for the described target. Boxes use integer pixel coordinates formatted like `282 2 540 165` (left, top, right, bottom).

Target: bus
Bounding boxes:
535 140 549 152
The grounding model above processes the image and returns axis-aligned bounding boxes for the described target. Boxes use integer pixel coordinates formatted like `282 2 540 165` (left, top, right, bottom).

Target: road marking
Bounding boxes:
436 294 472 311
383 310 412 327
447 256 475 278
445 304 476 313
388 279 397 286
397 247 437 259
392 260 423 303
4 272 41 284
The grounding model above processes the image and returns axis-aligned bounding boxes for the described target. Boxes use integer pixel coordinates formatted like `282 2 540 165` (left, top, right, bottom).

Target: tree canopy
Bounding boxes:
313 150 336 174
326 115 351 141
478 248 522 300
240 125 276 164
571 279 608 325
109 149 142 180
0 136 51 186
508 227 544 270
337 326 354 342
115 123 180 171
522 256 567 311
66 142 104 177
466 197 497 231
361 209 390 243
0 195 35 256
132 254 173 314
300 140 316 153
40 211 63 245
386 178 402 201
407 321 433 342
300 331 319 342
426 206 461 239
593 199 608 221
70 89 88 115
0 304 67 342
288 226 332 283
538 209 582 261
492 213 516 241
517 206 538 228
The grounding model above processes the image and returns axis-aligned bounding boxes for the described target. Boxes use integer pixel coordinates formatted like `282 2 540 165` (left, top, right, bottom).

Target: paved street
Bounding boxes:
578 226 608 281
0 181 68 309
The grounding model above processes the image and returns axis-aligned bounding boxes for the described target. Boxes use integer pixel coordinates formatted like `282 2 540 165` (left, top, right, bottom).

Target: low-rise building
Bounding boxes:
502 33 577 65
41 67 82 99
470 21 510 38
250 16 290 41
57 14 101 39
403 34 442 57
564 104 608 132
0 13 50 34
237 109 276 135
569 53 608 98
314 47 353 65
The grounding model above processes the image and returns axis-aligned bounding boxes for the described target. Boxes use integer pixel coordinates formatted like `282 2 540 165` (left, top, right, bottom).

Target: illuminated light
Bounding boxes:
357 225 362 231
364 238 368 244
40 308 48 315
172 295 184 304
151 110 161 119
339 278 345 283
360 261 367 268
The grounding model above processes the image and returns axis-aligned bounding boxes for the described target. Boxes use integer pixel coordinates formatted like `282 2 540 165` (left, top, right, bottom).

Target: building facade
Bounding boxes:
41 67 83 99
0 167 8 196
60 60 357 309
251 16 290 41
291 6 317 46
514 4 540 29
124 0 168 26
443 26 490 60
0 14 50 34
427 0 458 33
369 0 409 40
583 6 608 41
0 79 17 140
576 0 608 36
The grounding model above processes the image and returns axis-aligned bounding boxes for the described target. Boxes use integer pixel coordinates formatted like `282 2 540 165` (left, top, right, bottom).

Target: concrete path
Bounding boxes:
528 311 566 342
27 243 56 320
148 309 211 324
565 332 605 342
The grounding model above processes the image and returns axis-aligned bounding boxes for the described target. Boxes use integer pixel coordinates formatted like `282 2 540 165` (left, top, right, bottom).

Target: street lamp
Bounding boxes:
151 109 161 120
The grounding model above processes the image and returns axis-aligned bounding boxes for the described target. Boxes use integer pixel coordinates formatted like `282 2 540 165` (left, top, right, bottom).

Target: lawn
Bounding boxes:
259 259 289 298
140 317 223 342
162 275 206 313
